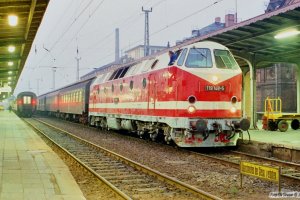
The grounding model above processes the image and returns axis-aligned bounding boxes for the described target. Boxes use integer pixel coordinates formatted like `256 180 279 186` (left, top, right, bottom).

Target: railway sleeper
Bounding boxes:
89 161 121 165
95 169 129 174
109 178 154 184
123 182 163 189
133 187 168 193
103 174 146 181
89 163 125 168
99 171 135 177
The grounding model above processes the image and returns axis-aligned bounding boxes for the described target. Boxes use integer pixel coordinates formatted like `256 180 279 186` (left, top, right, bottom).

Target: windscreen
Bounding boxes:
185 48 212 68
214 49 239 70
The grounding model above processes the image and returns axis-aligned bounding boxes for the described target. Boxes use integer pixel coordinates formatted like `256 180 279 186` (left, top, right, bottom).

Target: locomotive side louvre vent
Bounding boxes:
109 66 131 81
151 59 158 69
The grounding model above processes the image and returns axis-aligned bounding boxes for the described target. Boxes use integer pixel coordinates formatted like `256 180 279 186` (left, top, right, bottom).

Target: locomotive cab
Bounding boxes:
167 42 250 147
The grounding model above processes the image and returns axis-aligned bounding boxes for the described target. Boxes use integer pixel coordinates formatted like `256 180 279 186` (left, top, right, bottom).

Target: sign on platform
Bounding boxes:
240 161 281 192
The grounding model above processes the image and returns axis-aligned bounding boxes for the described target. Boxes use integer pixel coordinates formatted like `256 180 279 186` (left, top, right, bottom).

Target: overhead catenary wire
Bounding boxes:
89 0 225 68
49 0 96 51
72 0 166 58
31 0 96 71
55 0 106 59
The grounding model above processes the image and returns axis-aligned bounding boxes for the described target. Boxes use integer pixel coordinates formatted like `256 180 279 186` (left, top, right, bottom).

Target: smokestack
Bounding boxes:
115 28 120 63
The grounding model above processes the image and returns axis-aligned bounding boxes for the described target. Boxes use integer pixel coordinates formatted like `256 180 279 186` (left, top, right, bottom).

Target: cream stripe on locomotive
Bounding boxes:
90 101 241 110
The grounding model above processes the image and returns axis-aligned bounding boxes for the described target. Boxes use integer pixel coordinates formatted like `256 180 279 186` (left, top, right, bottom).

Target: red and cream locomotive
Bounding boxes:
89 41 250 147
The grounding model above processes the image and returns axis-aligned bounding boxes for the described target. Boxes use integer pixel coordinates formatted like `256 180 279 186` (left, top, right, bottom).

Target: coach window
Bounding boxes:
177 48 187 66
104 87 107 94
75 92 78 102
79 91 82 101
111 84 114 92
185 48 212 68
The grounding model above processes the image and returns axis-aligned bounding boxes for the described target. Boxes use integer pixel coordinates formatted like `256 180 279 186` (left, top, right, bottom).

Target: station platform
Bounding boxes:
238 121 300 162
0 110 86 200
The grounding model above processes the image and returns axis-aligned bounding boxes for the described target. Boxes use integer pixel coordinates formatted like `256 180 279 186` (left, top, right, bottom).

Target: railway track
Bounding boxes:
24 118 221 200
194 149 300 184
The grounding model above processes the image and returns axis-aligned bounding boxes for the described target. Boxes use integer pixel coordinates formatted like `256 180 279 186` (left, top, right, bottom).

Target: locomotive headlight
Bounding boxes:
231 96 237 104
230 106 237 113
187 105 196 114
212 75 218 82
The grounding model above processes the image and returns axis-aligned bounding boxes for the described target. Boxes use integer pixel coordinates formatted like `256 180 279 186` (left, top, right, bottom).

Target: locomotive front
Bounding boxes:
169 41 250 147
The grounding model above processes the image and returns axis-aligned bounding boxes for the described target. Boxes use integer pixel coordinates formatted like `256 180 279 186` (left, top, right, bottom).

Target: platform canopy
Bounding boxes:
0 0 49 100
181 2 300 67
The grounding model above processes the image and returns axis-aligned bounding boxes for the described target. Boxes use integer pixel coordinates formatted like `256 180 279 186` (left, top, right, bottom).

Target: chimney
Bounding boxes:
215 17 221 23
225 14 235 27
115 28 120 63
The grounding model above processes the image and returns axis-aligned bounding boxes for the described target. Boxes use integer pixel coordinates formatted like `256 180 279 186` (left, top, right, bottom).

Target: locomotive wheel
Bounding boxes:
268 120 278 131
291 119 300 130
278 120 288 132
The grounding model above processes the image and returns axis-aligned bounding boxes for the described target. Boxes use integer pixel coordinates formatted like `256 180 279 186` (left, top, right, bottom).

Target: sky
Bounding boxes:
14 0 268 95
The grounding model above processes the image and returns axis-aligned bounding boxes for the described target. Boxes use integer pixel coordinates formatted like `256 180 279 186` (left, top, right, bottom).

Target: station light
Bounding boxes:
274 30 300 39
8 61 13 66
8 45 15 53
8 71 13 74
8 15 18 26
8 82 11 85
8 77 12 80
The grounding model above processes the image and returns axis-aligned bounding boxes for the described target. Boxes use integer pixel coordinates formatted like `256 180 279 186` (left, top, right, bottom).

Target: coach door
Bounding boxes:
148 74 156 113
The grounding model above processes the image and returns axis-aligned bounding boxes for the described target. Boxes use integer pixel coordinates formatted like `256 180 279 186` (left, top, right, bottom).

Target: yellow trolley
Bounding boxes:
262 97 300 132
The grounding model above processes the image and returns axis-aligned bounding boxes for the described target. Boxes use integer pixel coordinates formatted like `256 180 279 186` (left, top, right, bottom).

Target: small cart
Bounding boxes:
262 97 300 132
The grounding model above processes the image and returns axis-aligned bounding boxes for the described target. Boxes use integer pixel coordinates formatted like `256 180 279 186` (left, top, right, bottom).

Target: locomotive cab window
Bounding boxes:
177 48 187 66
185 48 212 68
214 49 239 70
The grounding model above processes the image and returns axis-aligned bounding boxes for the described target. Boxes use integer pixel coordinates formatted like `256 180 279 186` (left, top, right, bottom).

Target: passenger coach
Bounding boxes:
15 91 37 117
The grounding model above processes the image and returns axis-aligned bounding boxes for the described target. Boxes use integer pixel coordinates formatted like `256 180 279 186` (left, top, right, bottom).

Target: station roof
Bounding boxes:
180 2 300 68
0 0 49 97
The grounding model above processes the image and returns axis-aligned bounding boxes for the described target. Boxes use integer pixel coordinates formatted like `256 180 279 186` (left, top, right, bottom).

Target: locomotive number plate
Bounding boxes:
205 85 225 91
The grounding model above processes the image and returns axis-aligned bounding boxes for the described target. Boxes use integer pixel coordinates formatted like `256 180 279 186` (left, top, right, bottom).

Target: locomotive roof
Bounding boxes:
86 40 225 79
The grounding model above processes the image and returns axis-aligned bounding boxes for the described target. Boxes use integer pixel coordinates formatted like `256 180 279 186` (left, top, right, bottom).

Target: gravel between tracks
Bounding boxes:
38 117 300 200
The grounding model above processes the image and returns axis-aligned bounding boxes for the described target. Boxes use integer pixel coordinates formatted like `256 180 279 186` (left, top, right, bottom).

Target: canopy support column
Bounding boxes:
235 55 258 129
297 63 300 113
